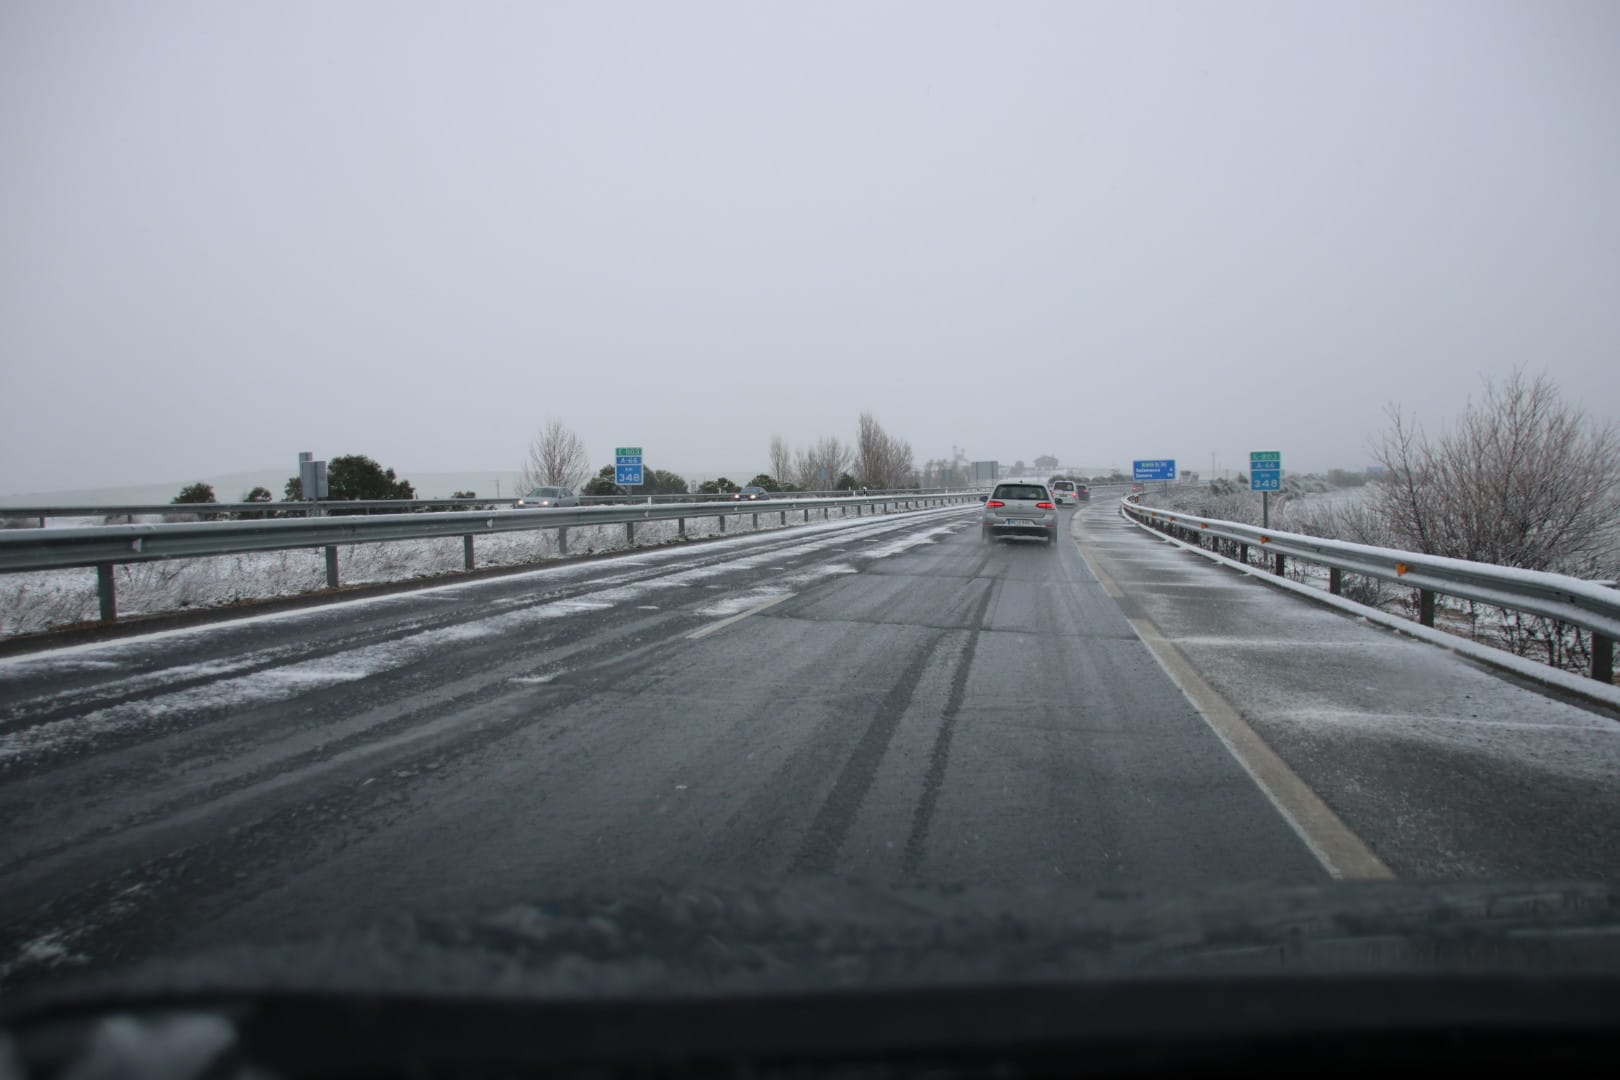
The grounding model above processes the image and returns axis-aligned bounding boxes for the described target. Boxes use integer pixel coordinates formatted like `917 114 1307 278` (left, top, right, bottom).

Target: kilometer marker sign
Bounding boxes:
616 446 644 487
1250 450 1282 492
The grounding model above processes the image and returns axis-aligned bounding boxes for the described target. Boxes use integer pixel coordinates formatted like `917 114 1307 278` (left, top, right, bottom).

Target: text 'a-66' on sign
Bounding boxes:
1249 450 1282 491
1133 459 1177 481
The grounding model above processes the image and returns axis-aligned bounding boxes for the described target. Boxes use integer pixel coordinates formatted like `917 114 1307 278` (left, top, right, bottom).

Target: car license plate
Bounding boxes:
1002 518 1030 525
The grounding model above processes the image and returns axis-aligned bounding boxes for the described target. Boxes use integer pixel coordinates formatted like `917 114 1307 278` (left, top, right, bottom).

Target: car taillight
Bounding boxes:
1036 501 1055 509
986 500 1005 508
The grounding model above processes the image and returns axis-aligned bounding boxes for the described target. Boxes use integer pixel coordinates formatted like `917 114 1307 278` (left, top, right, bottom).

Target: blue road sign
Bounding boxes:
1133 459 1177 481
616 444 643 485
1250 473 1281 491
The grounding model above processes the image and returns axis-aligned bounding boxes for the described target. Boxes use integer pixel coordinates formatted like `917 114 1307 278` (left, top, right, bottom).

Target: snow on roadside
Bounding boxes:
0 507 941 640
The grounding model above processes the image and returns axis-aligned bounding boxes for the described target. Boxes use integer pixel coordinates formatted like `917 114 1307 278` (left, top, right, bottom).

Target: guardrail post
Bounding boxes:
1273 553 1285 577
1419 589 1436 627
463 535 474 571
1329 567 1343 595
558 526 568 555
325 546 339 588
780 510 787 526
678 517 685 538
752 512 759 529
1239 543 1249 565
803 508 809 523
1593 634 1614 683
624 522 635 545
718 514 725 533
96 563 116 622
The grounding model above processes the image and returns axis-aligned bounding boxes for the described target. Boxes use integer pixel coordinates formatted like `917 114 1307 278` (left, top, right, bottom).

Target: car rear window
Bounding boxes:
993 485 1048 501
1053 482 1074 490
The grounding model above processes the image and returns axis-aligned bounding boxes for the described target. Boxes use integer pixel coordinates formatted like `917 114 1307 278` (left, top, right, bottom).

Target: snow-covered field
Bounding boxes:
0 508 894 640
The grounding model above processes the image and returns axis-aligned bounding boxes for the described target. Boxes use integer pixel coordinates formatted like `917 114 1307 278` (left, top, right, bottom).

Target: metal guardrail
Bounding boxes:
0 488 979 523
1121 496 1619 682
0 493 982 627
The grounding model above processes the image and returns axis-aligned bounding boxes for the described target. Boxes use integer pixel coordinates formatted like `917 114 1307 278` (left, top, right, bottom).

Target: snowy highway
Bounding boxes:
2 497 1617 987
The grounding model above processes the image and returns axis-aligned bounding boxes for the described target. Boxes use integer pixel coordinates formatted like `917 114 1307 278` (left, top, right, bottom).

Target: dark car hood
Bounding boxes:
9 880 1620 1077
16 877 1620 1004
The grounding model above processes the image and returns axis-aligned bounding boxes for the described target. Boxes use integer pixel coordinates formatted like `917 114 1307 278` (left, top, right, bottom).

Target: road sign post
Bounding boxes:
1250 451 1282 527
615 446 644 493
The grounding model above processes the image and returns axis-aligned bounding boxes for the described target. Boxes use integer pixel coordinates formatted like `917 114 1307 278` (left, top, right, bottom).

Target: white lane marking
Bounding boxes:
510 673 561 685
685 593 797 641
636 605 661 610
1075 525 1392 882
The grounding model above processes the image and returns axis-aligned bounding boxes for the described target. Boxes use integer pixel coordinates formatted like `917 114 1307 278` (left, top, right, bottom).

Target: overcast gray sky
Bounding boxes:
3 0 1617 494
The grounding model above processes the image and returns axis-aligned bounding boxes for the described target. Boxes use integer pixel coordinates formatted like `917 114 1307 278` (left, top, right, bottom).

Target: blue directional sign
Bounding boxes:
615 446 644 487
1250 450 1282 491
1133 459 1177 481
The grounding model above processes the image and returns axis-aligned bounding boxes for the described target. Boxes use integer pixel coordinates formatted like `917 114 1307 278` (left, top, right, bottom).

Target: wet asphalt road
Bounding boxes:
0 502 1321 984
2 497 1614 988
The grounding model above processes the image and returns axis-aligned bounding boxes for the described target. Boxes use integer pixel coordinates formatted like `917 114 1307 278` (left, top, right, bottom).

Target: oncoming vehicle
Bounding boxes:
1050 479 1078 506
732 486 770 501
514 486 579 509
981 482 1058 547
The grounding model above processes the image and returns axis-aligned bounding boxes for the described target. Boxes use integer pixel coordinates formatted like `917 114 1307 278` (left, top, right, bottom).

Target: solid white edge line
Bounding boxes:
1073 512 1393 881
685 593 797 640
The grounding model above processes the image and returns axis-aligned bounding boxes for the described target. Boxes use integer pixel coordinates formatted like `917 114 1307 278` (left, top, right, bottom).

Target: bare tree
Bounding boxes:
855 412 915 489
1367 370 1620 673
520 419 591 492
1370 369 1620 575
769 434 796 488
794 436 854 492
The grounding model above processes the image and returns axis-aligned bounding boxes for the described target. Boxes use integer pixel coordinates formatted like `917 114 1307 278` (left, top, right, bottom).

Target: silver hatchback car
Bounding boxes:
981 482 1058 547
514 485 580 508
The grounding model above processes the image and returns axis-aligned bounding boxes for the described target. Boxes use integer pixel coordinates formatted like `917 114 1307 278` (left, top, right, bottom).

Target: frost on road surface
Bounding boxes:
0 510 966 769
